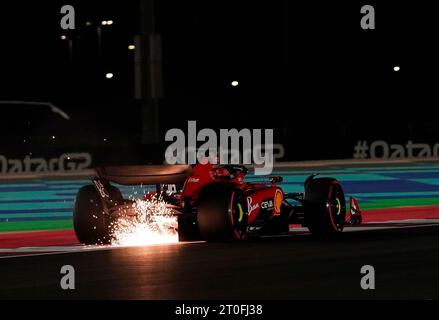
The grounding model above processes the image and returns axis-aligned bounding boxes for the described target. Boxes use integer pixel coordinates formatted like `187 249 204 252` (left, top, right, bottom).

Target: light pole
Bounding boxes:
60 35 73 63
97 25 102 57
138 0 162 145
86 20 114 57
98 20 114 57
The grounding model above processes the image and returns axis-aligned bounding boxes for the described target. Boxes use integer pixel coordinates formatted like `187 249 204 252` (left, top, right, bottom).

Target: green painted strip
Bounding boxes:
0 219 73 232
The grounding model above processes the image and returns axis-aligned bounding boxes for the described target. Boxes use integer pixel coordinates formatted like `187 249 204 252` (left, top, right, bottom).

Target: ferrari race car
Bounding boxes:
73 163 362 244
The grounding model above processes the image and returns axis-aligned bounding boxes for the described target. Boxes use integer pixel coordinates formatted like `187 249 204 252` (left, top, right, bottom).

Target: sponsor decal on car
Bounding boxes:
274 189 283 215
261 200 274 210
93 180 110 198
187 177 200 183
247 196 260 216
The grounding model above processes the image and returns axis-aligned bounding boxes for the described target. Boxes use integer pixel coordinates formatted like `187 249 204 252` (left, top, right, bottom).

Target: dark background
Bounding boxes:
0 1 437 163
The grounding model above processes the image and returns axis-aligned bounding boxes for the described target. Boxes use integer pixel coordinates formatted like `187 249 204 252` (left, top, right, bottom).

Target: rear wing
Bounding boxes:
95 165 193 185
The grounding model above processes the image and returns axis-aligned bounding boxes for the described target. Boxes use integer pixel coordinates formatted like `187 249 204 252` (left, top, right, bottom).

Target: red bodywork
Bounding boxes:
180 163 283 225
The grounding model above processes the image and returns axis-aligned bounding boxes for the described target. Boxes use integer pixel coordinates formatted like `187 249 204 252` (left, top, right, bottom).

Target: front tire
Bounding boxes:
197 183 248 241
304 177 346 236
73 185 113 245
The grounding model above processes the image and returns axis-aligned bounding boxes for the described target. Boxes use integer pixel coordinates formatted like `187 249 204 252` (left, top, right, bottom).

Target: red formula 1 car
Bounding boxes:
73 163 362 244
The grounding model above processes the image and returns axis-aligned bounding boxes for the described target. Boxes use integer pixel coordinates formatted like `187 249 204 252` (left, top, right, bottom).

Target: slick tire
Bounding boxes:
197 183 248 241
304 178 346 237
73 185 114 245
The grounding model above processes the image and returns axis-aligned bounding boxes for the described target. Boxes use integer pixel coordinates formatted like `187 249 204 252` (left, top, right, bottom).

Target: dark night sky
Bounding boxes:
0 1 438 143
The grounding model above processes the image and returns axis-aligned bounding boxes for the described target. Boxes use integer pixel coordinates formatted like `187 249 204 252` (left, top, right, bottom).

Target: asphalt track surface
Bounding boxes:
3 161 439 299
2 222 439 299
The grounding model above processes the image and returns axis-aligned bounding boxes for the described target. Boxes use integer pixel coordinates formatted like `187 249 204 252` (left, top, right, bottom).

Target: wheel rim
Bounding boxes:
229 191 248 239
328 183 346 232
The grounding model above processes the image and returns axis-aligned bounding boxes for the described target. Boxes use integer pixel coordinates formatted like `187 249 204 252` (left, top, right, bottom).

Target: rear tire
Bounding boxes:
304 178 346 236
73 185 114 245
197 183 248 241
178 214 201 242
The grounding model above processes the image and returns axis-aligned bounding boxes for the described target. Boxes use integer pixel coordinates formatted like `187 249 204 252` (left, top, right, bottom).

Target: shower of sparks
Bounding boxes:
110 194 178 247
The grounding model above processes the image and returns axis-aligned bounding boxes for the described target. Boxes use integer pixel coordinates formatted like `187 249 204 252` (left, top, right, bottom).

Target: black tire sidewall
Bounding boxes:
197 183 247 241
304 178 346 236
73 185 112 244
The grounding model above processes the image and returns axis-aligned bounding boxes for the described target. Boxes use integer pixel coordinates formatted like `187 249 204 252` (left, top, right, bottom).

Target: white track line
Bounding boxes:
288 219 439 233
2 219 439 259
0 241 204 259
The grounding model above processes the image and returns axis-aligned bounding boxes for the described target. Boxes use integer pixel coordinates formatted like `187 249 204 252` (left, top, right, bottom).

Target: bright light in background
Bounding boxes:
394 66 400 72
231 81 239 87
105 73 114 79
101 20 113 26
60 35 67 40
128 44 136 50
85 21 93 27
